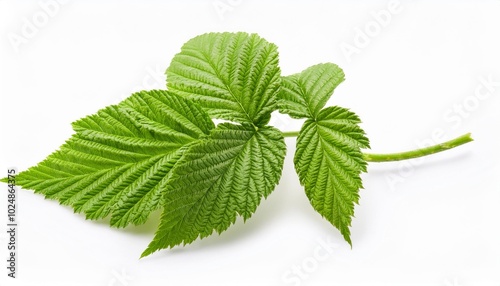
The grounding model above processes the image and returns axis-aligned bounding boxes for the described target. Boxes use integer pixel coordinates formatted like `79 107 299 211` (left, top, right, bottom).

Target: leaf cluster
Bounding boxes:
4 32 369 257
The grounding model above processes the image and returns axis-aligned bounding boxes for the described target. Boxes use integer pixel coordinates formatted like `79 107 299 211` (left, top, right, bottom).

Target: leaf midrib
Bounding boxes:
157 129 258 246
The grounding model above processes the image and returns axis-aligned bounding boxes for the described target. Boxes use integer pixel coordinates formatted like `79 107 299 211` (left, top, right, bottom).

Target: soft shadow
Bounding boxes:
34 188 285 244
146 190 291 258
35 194 162 235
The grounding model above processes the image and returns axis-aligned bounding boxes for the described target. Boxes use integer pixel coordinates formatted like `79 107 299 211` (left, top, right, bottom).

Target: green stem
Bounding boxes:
362 133 473 162
282 131 473 163
282 131 300 137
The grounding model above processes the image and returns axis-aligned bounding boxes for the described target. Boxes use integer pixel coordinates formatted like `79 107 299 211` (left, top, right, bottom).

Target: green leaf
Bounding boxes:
15 90 214 228
278 63 345 119
166 32 281 126
142 123 286 257
294 106 369 245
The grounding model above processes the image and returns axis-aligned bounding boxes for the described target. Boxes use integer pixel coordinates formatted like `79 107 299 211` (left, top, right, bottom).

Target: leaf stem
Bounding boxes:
282 131 300 137
362 133 473 162
282 131 473 162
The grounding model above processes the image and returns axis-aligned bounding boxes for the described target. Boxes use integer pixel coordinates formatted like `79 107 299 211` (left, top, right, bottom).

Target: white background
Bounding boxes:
1 1 499 285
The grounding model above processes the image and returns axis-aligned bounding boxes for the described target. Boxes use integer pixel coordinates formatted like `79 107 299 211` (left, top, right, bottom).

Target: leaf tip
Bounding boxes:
140 247 154 259
344 234 353 248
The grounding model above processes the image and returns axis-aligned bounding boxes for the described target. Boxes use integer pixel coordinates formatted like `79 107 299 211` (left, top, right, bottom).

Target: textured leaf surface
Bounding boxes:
166 32 281 126
14 90 214 228
142 123 286 257
278 63 345 119
294 106 369 244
